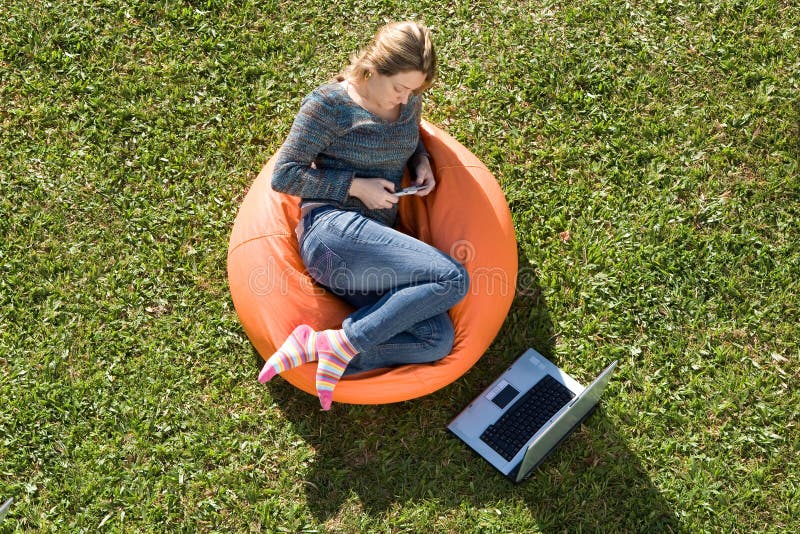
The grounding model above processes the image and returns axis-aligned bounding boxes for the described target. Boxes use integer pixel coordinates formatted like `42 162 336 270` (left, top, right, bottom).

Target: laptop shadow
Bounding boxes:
259 261 679 531
266 387 678 531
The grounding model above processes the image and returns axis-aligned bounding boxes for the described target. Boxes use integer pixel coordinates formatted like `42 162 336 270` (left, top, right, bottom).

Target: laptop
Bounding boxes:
448 348 618 483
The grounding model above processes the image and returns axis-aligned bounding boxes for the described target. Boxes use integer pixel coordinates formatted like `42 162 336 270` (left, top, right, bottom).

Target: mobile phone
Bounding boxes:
393 184 430 196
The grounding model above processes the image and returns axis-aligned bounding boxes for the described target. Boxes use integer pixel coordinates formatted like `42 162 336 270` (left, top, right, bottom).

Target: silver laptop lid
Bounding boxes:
0 498 13 522
514 360 618 481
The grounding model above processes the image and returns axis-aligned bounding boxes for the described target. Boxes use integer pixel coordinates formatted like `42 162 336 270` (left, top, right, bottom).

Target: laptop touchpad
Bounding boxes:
491 384 519 409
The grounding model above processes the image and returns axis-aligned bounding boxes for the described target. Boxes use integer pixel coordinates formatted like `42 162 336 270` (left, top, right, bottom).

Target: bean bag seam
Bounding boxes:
228 231 294 257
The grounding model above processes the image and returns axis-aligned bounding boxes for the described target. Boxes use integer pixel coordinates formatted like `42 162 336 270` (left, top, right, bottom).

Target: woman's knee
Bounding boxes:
455 263 470 299
419 313 456 361
442 261 470 303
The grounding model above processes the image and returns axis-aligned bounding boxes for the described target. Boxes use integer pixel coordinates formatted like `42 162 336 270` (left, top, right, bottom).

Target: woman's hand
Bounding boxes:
413 156 436 196
348 178 400 210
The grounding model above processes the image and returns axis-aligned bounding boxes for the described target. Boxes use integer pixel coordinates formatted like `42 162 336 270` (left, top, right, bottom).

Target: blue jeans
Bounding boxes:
299 207 469 375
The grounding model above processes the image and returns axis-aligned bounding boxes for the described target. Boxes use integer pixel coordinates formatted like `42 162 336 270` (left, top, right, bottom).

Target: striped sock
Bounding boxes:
314 329 359 410
258 325 314 383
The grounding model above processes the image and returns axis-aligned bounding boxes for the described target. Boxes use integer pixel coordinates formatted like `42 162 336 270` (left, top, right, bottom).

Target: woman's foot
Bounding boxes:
258 325 315 383
314 329 359 410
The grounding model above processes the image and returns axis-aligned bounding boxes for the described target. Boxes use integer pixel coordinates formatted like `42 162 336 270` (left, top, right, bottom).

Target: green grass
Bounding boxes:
1 0 798 531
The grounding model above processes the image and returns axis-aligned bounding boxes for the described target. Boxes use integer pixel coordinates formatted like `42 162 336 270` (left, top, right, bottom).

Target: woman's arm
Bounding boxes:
271 92 354 203
406 96 430 171
407 100 435 196
409 137 430 167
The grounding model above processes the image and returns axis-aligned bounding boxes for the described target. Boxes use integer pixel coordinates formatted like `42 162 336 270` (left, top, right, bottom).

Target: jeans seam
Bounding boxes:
378 341 428 352
353 238 463 287
322 212 450 260
312 231 463 289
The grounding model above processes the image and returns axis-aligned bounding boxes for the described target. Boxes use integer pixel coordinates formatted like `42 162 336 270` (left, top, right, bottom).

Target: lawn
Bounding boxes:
1 0 798 531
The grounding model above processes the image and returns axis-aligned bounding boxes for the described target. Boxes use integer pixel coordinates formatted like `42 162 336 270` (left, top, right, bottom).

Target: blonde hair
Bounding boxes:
337 21 437 95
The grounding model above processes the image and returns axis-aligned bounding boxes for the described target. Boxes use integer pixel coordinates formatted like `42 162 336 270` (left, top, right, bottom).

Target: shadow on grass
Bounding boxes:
258 259 679 531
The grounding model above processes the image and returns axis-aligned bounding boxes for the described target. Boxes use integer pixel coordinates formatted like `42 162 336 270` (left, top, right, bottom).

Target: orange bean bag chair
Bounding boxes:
227 121 517 404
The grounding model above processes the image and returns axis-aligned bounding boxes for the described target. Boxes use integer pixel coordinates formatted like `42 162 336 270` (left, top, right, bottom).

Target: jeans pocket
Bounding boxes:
303 237 348 288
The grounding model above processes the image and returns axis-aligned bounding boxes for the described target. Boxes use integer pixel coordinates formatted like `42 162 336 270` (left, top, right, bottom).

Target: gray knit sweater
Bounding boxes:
271 82 429 227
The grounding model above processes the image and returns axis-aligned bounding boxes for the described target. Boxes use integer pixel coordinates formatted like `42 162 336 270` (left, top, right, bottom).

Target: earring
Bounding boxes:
364 71 372 79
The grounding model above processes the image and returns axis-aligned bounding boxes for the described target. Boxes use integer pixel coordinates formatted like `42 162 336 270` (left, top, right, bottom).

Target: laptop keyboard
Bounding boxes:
480 374 575 461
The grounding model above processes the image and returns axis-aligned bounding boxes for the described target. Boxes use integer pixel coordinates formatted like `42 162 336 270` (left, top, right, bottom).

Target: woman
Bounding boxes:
258 21 469 410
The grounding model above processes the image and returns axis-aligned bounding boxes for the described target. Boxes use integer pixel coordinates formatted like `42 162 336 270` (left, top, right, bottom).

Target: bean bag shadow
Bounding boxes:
227 121 517 404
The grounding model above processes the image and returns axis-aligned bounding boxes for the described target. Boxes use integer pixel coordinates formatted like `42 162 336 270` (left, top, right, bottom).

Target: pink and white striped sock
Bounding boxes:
258 325 314 383
314 329 359 410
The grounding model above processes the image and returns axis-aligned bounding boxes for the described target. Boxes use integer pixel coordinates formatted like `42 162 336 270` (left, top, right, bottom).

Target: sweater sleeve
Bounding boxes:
408 96 429 168
413 136 429 161
271 91 354 203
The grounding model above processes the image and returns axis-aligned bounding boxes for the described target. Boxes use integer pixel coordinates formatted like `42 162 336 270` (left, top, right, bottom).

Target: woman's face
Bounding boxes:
367 70 427 110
